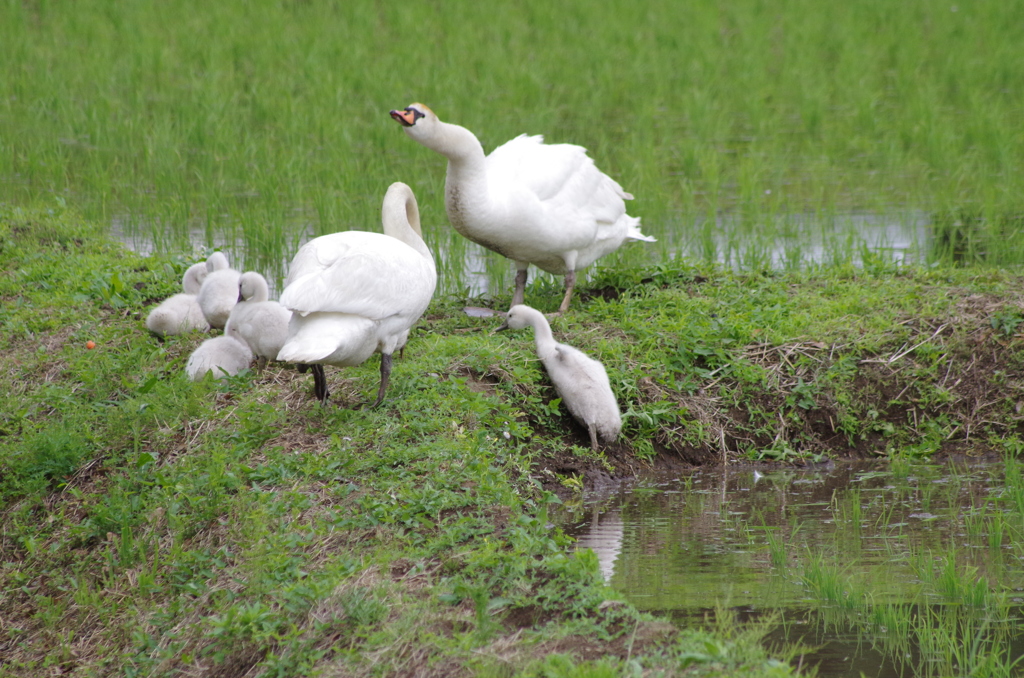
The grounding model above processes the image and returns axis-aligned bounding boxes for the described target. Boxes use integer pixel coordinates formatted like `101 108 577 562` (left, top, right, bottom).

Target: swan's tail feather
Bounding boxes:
277 337 336 364
625 216 657 243
276 314 376 364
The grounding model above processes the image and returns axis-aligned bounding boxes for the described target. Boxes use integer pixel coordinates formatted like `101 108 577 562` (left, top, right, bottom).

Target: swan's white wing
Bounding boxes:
546 343 621 439
549 344 608 385
486 135 585 201
487 135 632 203
280 231 436 319
486 135 638 255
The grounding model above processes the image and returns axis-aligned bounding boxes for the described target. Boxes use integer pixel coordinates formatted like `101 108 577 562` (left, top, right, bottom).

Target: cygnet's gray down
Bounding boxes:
145 262 210 337
185 335 252 381
197 251 241 330
225 271 291 371
498 304 622 450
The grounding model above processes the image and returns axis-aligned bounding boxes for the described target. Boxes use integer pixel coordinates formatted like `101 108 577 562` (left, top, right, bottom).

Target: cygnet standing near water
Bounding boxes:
498 304 621 450
185 335 253 381
224 271 292 371
145 262 211 337
196 251 241 330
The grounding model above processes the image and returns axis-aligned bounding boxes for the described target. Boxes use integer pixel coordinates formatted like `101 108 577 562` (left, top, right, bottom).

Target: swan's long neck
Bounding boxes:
525 309 558 359
418 121 489 229
207 252 229 272
382 183 433 261
424 121 485 166
183 264 207 294
251 279 270 303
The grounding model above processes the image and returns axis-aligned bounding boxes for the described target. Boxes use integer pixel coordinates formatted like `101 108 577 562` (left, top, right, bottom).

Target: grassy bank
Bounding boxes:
2 0 1023 282
3 204 1024 675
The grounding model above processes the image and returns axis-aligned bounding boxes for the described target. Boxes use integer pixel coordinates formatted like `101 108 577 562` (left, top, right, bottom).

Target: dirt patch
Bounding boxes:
205 647 268 678
453 364 502 398
537 619 678 661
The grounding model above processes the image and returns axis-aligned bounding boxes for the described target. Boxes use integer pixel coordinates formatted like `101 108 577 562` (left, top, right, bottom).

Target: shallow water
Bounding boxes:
111 209 931 298
563 460 1024 676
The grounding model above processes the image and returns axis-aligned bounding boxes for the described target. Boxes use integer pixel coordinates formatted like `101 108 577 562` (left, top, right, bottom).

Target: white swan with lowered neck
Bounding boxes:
145 262 211 337
276 182 436 405
498 304 622 450
390 103 655 314
224 271 292 371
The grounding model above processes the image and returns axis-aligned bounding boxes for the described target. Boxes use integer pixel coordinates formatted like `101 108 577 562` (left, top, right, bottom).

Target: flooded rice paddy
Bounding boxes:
113 209 932 298
564 459 1024 676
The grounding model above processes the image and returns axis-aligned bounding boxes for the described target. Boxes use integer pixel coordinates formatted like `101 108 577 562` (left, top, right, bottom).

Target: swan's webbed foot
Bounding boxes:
370 353 393 408
311 364 330 403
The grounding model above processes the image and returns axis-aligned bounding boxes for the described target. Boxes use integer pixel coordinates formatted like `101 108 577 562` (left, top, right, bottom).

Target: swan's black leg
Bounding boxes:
556 270 577 315
372 353 393 408
511 268 528 308
588 423 599 451
312 364 329 403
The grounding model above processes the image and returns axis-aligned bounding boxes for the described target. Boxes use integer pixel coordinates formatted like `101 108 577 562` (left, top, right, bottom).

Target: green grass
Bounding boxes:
791 464 1024 676
2 0 1024 290
0 205 821 676
7 202 1024 673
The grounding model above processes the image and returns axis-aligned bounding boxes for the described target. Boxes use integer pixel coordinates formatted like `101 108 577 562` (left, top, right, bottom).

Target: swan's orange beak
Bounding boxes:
390 107 422 127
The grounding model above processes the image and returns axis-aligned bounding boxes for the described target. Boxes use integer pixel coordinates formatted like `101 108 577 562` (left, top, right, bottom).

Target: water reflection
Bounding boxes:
573 506 623 583
562 460 1024 677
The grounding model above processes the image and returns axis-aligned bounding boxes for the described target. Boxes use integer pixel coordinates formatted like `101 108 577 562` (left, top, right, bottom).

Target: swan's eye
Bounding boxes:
406 107 425 123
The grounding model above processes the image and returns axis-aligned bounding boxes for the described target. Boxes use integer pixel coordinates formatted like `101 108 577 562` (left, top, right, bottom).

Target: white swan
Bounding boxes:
185 335 253 381
196 251 241 330
276 182 437 405
145 262 211 337
498 305 622 450
390 103 655 313
224 271 292 371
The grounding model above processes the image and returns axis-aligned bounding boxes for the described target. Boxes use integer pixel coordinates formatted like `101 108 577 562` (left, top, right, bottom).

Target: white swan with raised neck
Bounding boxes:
391 102 654 314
